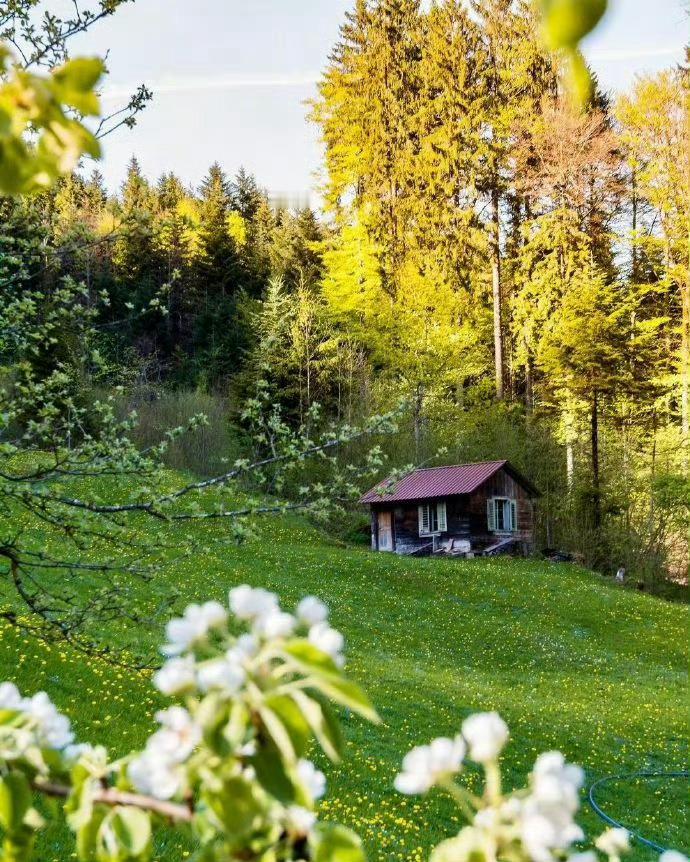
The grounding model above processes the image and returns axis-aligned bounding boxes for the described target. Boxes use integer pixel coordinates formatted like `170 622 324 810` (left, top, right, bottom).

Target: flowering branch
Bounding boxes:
0 587 374 862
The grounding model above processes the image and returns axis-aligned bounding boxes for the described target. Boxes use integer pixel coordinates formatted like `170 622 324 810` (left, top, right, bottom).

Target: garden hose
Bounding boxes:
588 770 690 853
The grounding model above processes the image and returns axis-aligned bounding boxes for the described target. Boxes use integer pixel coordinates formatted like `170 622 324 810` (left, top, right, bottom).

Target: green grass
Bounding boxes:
0 506 687 862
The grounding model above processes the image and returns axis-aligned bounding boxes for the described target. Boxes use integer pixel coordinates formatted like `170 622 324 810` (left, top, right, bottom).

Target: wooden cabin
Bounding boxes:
360 460 540 557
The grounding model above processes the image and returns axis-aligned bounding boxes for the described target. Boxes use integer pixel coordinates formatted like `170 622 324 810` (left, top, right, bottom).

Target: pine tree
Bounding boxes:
193 163 248 384
112 157 165 367
195 162 241 302
230 167 262 220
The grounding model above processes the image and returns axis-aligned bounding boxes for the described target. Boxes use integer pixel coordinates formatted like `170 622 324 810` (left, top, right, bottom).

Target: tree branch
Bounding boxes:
33 780 193 823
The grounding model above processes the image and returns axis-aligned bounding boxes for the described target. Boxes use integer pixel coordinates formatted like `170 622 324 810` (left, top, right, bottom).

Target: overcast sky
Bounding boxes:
73 0 688 200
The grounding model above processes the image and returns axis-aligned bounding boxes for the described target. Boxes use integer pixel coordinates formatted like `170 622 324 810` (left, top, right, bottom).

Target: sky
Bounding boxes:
73 0 688 202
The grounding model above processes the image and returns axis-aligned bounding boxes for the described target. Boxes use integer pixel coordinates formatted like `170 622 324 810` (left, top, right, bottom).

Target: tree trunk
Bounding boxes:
564 406 575 490
413 383 424 461
630 169 639 284
525 352 533 413
591 389 601 530
681 264 689 472
490 186 504 400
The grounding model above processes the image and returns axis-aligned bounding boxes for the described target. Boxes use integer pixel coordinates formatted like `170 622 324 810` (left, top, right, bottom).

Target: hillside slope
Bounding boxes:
0 514 687 862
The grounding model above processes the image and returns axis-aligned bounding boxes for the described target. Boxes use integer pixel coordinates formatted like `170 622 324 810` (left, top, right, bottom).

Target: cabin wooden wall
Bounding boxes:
467 469 535 544
369 467 536 554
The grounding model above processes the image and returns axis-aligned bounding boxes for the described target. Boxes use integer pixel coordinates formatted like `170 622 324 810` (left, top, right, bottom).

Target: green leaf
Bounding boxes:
281 642 379 724
202 775 265 837
0 771 32 833
312 675 379 724
310 823 366 862
283 640 341 675
541 0 607 49
251 745 297 803
565 48 593 108
97 807 151 861
52 57 105 115
290 690 344 762
260 695 311 761
110 808 151 857
2 829 36 862
76 808 106 862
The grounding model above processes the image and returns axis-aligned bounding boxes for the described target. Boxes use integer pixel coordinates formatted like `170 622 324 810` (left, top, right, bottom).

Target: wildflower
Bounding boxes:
595 828 630 858
153 655 196 695
394 736 466 795
297 758 326 800
197 658 246 694
229 585 279 621
254 610 296 640
308 622 345 667
296 596 329 626
461 712 509 763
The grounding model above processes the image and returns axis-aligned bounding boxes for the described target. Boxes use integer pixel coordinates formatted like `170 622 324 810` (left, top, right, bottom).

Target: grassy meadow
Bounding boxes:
0 498 687 862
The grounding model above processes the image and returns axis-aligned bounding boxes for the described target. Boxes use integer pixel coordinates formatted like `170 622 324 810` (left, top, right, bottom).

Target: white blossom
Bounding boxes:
229 585 279 621
516 751 586 862
394 736 466 795
596 828 630 858
521 811 564 862
231 634 260 660
308 622 345 667
23 692 74 750
531 751 584 811
569 853 598 862
62 743 97 765
296 596 329 626
153 655 196 695
0 682 23 711
128 707 200 800
659 853 688 862
150 706 201 761
197 658 246 694
297 758 326 800
285 805 317 836
128 751 181 800
461 712 509 763
162 601 228 656
254 610 296 640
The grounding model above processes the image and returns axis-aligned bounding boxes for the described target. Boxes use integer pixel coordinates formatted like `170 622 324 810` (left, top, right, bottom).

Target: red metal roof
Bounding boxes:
360 460 529 504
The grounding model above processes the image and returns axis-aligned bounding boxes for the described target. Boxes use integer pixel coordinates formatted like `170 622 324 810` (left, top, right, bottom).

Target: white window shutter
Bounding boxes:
487 498 496 531
418 504 429 535
511 500 517 531
437 501 447 532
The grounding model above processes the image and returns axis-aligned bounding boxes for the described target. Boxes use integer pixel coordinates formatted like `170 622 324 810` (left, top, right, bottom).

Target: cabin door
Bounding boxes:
378 511 394 551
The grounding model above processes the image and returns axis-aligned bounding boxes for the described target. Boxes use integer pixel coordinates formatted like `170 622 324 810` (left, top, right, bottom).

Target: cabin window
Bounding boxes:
418 501 447 536
487 497 517 532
